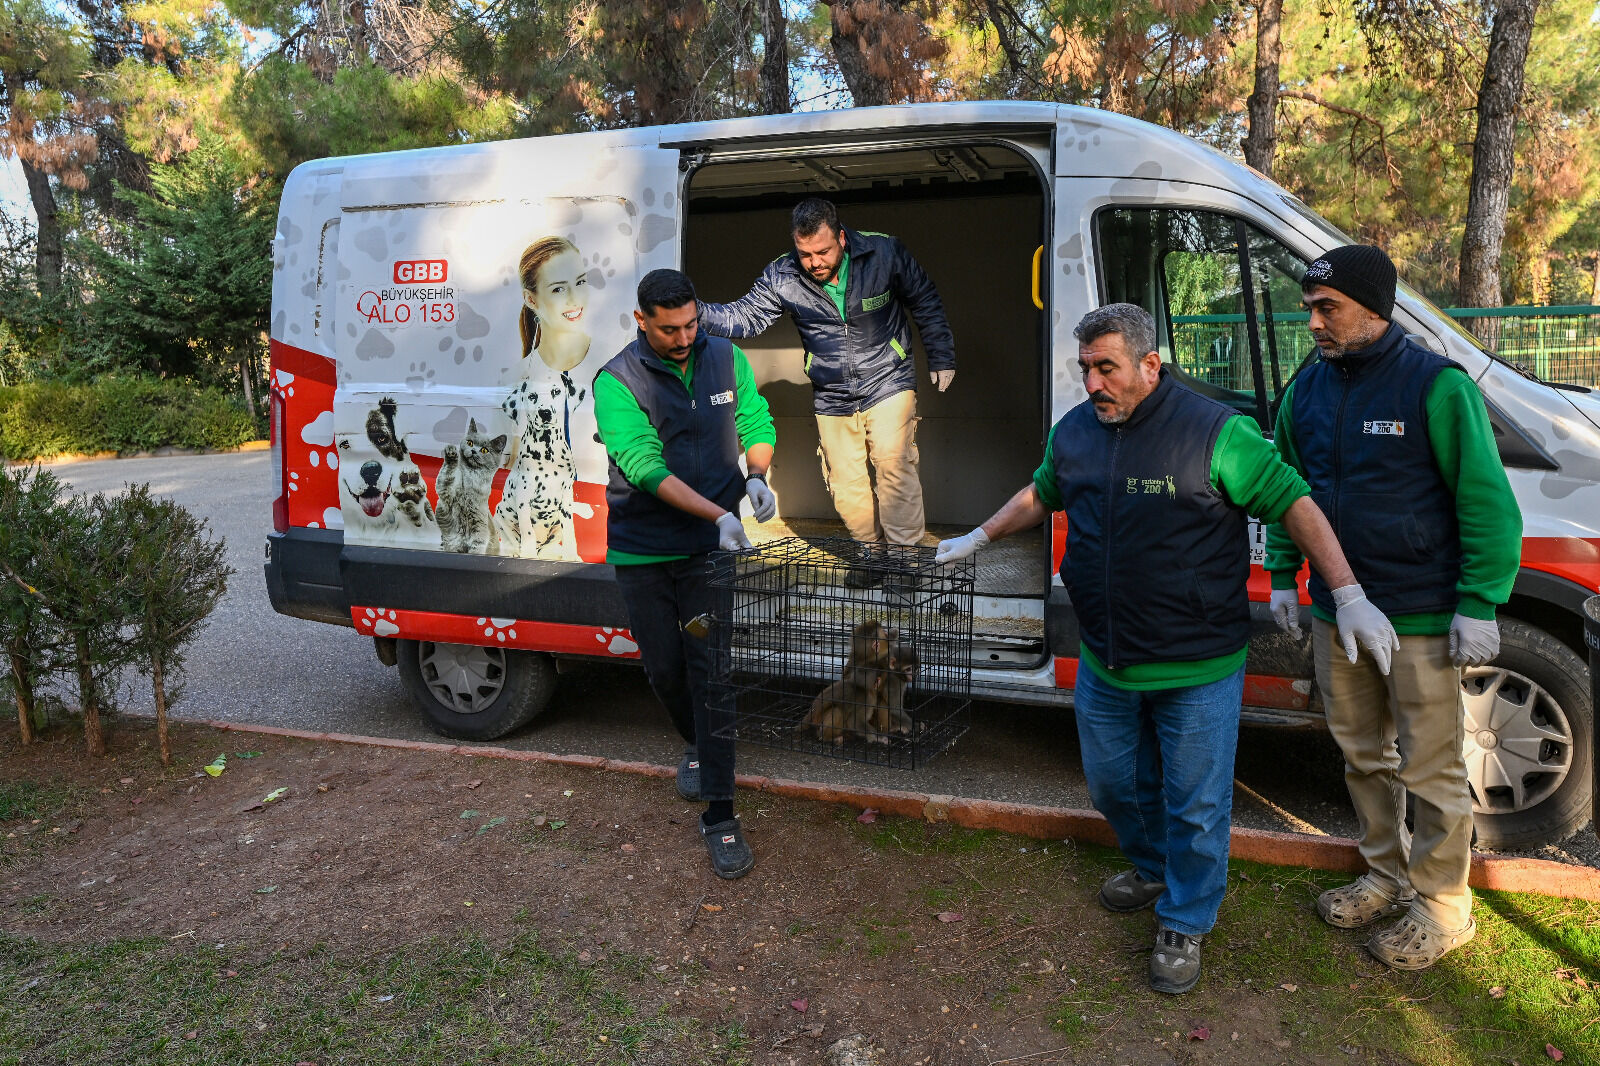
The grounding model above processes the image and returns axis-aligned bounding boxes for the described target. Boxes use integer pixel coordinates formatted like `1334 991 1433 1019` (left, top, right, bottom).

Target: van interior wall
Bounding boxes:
685 188 1045 529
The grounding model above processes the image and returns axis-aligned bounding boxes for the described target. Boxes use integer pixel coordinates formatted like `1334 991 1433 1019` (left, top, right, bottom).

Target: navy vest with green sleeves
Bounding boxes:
1051 371 1250 669
1290 322 1462 618
600 331 745 557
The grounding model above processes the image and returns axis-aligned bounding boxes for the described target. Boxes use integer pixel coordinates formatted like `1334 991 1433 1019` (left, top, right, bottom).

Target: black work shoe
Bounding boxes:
881 570 920 603
844 559 883 589
1098 868 1166 913
1150 924 1202 994
700 817 755 879
676 749 700 801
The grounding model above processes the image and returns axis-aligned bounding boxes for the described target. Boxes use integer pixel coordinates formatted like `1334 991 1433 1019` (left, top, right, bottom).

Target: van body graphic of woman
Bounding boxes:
495 236 590 561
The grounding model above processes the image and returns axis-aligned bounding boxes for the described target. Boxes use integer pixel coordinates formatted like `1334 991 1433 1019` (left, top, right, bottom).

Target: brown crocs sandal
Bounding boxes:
1366 913 1476 971
1317 876 1414 929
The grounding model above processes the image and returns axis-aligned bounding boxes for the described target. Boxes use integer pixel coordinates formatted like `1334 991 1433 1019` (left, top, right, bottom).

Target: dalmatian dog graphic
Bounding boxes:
494 373 579 560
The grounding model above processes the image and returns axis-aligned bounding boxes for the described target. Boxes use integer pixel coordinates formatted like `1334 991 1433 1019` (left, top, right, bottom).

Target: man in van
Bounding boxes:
935 303 1398 994
1264 245 1520 970
698 197 954 575
594 268 778 879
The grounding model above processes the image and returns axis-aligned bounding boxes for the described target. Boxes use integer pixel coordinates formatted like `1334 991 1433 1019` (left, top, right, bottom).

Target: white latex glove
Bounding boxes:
745 477 776 522
1269 587 1303 640
1449 613 1500 667
715 512 752 551
1331 583 1399 676
931 369 955 392
934 526 989 565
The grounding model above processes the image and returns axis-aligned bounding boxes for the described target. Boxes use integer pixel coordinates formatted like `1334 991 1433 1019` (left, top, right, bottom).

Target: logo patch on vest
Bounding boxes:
708 390 735 406
861 290 892 312
1126 476 1177 498
1363 420 1405 435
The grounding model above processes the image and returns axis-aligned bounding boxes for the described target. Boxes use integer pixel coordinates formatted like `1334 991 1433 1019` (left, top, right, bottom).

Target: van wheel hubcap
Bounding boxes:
418 641 506 714
1461 666 1573 816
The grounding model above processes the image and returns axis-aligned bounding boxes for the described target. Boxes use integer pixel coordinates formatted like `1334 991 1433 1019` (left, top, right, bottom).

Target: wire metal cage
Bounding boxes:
708 537 975 769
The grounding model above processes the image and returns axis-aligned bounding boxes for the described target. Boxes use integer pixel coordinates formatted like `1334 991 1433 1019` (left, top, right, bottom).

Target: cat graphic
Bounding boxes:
436 418 507 554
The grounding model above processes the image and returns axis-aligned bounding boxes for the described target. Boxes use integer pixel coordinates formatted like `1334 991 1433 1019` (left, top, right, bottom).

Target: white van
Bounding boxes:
265 101 1600 849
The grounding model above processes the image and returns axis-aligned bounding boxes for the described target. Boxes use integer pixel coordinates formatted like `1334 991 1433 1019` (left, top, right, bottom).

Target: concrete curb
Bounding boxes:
18 440 270 468
200 718 1600 903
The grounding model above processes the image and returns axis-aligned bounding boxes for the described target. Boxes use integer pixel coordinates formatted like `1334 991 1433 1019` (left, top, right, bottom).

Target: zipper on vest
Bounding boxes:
1104 426 1123 669
1332 365 1351 535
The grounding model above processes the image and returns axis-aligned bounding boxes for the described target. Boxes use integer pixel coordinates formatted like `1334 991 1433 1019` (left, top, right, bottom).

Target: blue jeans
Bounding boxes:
1073 664 1245 936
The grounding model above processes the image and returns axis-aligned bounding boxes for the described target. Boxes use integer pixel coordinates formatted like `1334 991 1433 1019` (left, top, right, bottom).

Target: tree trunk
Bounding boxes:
1590 252 1599 305
75 633 104 757
758 0 791 114
10 647 34 746
1457 0 1540 328
19 155 62 297
829 0 896 107
1242 0 1285 177
348 0 370 61
240 354 257 418
152 653 170 766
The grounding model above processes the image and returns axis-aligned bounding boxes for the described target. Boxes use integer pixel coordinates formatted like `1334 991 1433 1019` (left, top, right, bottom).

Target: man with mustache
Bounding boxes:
936 303 1398 994
1264 245 1520 970
699 198 954 582
594 269 778 878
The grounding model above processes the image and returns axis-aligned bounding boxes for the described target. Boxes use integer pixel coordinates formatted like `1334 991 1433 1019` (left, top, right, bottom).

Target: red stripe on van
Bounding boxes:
1519 536 1600 594
351 606 640 659
1053 655 1310 709
269 339 337 530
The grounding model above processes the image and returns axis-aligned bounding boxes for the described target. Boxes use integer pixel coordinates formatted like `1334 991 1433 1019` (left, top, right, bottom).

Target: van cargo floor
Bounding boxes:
742 516 1047 598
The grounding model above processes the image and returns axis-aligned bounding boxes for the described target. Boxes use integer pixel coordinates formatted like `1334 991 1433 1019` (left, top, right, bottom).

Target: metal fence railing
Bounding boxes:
1171 305 1600 390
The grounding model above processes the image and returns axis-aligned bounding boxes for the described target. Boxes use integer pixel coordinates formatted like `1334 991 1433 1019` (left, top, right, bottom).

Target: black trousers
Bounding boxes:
612 555 736 804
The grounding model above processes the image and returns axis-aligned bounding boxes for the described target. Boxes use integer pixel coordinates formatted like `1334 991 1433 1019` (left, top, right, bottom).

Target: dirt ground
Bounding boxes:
2 719 1594 1066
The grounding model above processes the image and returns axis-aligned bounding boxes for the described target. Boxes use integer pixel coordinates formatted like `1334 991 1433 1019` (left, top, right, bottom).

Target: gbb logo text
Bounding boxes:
1363 420 1405 436
393 259 448 284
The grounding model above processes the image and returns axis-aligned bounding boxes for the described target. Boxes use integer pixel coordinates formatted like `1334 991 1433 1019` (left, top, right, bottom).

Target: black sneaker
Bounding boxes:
882 570 920 602
844 555 882 589
1150 924 1202 994
700 817 755 879
676 749 701 801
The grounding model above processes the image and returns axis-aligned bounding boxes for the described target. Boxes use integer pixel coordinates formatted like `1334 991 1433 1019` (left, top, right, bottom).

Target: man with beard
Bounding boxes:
1264 245 1520 970
594 268 777 879
935 303 1398 994
698 198 953 578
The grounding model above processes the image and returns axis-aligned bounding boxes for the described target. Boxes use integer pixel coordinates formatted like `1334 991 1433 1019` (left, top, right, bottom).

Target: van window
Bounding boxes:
1096 207 1313 427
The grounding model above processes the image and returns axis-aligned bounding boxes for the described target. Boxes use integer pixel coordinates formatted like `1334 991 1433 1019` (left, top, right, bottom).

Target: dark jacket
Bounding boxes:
1051 371 1250 669
1289 322 1463 618
599 331 745 557
697 228 955 416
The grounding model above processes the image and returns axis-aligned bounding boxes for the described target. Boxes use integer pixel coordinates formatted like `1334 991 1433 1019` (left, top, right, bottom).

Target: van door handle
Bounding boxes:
1031 245 1045 311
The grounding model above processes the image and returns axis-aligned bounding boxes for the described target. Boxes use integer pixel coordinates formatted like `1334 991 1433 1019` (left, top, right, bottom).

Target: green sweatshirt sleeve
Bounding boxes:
732 344 777 451
1427 368 1522 620
593 370 672 495
1032 422 1064 512
1263 385 1308 590
1209 414 1310 522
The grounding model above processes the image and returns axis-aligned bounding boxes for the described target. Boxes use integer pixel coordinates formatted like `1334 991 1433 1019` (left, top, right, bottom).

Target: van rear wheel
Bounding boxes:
1463 620 1592 850
398 639 556 741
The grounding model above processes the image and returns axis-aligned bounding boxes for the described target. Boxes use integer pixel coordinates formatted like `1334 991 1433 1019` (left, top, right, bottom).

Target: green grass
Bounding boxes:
0 779 77 822
0 932 752 1066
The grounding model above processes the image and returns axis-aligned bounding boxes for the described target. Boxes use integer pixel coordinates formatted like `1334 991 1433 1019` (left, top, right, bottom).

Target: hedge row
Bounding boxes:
0 378 262 461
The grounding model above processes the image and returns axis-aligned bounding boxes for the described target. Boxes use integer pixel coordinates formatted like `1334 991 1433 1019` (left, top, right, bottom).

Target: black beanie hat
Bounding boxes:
1300 244 1397 320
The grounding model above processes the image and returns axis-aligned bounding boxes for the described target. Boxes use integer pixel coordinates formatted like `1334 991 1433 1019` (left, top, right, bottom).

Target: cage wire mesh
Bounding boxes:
708 537 974 769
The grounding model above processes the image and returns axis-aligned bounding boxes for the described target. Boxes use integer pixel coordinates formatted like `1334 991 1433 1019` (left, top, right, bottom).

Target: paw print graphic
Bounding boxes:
288 471 299 493
477 617 518 643
273 369 296 398
595 627 638 656
583 251 617 291
358 607 400 638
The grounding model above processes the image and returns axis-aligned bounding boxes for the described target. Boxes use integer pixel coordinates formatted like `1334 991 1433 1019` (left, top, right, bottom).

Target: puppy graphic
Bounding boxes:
338 397 436 547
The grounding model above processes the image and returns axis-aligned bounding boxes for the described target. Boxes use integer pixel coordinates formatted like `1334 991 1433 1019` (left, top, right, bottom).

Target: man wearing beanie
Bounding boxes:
1264 244 1521 970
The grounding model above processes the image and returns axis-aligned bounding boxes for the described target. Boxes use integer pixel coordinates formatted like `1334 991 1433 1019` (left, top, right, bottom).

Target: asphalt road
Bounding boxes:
44 451 1600 869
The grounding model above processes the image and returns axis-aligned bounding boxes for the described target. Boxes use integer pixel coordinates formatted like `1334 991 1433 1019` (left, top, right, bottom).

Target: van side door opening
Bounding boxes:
682 141 1051 668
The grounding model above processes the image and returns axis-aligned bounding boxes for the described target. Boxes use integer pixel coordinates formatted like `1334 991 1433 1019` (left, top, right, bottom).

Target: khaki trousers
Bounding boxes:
1312 618 1474 930
814 388 925 546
